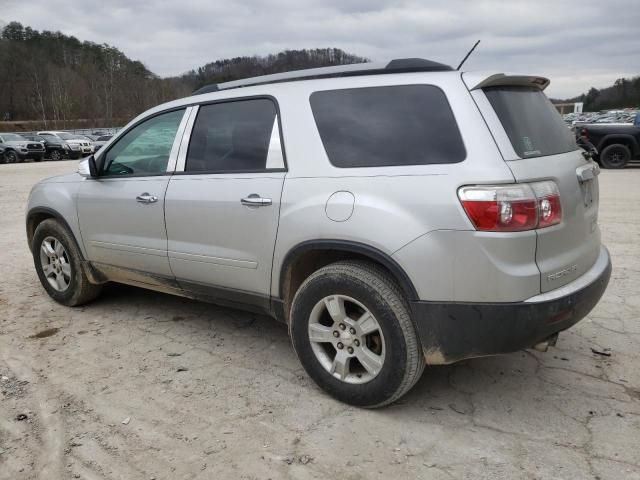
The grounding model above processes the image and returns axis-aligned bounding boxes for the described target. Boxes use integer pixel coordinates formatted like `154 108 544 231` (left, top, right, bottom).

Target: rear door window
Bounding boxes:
484 86 577 158
185 99 284 173
310 85 466 168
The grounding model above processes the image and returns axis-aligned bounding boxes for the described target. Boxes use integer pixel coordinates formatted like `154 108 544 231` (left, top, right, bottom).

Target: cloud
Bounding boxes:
2 0 639 97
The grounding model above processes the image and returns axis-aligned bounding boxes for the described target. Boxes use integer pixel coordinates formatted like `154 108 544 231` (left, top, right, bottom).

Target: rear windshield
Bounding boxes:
310 85 466 168
484 86 577 158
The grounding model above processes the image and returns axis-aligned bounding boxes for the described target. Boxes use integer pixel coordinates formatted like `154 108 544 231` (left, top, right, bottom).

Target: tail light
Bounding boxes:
580 128 588 140
458 181 561 232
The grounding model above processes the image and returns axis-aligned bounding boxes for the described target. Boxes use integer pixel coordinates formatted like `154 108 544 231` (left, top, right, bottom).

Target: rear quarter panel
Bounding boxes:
269 72 518 299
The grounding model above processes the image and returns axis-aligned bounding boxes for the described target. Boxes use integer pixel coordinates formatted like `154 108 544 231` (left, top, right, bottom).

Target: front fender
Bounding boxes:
26 179 85 258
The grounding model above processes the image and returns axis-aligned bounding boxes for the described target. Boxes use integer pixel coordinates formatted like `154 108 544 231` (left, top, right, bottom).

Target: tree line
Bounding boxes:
0 21 367 128
554 76 640 112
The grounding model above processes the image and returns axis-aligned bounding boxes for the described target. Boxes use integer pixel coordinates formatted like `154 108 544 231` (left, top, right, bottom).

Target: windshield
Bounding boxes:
2 133 25 142
71 135 91 141
56 132 74 140
484 86 577 158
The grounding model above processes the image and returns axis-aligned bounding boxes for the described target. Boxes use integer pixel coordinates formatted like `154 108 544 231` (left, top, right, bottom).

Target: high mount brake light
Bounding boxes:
458 181 562 232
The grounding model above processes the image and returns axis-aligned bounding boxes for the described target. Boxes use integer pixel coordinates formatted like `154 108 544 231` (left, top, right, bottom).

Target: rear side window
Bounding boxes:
186 99 284 173
484 86 577 158
310 85 466 168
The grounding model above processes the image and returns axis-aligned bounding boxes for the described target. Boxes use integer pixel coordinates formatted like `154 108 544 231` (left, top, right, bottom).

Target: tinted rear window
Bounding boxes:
310 85 466 168
186 99 281 173
484 86 577 158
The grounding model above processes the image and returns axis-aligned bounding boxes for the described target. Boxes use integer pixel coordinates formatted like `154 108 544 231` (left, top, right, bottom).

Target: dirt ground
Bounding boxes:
1 160 639 480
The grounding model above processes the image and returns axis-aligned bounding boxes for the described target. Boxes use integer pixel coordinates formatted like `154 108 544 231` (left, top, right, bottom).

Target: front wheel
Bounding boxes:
50 150 63 161
32 219 102 306
290 261 425 407
600 144 631 169
4 150 18 163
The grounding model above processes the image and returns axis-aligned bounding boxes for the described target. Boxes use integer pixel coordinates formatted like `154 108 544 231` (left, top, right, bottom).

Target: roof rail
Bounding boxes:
192 58 453 95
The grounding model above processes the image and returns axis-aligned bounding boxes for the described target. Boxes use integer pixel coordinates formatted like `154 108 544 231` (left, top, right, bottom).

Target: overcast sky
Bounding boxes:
2 0 638 98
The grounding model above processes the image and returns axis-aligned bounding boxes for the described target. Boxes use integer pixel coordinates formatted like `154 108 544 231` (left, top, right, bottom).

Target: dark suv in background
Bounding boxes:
23 134 71 161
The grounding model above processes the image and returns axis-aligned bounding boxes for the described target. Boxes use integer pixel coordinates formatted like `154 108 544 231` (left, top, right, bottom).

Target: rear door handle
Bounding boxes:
136 193 158 204
241 194 272 207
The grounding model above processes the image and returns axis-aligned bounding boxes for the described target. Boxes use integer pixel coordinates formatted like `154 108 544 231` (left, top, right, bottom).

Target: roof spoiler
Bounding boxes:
466 73 550 91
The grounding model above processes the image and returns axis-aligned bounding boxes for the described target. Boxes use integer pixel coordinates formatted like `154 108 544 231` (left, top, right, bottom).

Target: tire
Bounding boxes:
50 150 62 161
32 219 102 306
600 144 631 169
4 150 18 163
290 260 425 407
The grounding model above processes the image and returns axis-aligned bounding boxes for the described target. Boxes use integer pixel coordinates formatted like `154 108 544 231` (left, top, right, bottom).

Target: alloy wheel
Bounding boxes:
607 150 625 167
39 236 71 291
5 151 17 163
308 294 386 384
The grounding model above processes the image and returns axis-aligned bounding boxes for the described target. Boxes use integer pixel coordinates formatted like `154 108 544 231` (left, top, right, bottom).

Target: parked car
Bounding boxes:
578 123 640 168
26 59 611 407
92 135 112 152
22 134 71 161
70 134 99 153
37 131 93 159
0 133 45 162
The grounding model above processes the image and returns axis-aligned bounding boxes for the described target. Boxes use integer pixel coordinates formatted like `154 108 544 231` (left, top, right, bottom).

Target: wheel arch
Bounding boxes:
277 240 418 323
26 207 84 259
597 134 639 155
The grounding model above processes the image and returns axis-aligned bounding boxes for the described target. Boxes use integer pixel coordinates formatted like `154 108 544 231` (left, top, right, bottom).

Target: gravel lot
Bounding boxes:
1 160 639 480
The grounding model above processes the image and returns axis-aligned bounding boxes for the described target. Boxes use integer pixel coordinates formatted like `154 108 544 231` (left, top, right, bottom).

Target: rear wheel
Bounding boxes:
290 261 424 407
32 219 102 306
600 144 631 169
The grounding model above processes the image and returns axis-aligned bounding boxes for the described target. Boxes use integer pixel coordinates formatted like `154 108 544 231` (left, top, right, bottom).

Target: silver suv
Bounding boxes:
26 59 611 407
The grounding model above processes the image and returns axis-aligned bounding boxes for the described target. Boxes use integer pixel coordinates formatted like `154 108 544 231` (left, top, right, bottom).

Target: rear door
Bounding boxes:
164 98 286 302
466 76 601 292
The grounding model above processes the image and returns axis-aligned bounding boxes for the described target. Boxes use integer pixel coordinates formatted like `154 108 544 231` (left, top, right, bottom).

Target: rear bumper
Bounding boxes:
410 246 612 364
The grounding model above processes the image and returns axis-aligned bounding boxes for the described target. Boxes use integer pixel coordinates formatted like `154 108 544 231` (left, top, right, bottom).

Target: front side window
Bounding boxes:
310 85 466 168
185 99 283 173
484 86 577 158
102 109 185 176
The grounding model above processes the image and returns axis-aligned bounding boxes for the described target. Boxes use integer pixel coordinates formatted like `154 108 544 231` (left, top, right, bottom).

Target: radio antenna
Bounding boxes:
456 40 481 70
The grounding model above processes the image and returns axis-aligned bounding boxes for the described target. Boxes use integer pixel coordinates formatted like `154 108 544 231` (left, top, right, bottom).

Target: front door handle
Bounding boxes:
241 194 272 207
136 193 158 204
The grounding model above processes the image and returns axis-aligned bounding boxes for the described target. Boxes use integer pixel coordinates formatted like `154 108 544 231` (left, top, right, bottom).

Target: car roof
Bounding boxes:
192 58 454 95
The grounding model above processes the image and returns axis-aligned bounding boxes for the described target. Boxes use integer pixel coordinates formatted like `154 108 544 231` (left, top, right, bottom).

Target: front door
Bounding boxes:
164 99 286 301
78 108 188 276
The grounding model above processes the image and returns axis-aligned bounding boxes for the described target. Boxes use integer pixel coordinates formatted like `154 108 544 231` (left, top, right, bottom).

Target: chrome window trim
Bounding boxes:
265 116 285 170
175 106 200 172
166 106 194 173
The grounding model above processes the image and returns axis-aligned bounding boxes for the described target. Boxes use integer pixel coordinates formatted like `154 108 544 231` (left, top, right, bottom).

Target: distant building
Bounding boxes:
553 102 583 114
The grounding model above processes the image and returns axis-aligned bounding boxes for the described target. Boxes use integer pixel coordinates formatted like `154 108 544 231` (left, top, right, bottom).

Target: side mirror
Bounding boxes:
78 155 99 178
